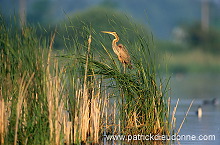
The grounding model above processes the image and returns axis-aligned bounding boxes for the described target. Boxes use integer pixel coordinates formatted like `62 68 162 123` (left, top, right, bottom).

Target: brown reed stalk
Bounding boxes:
46 30 67 144
46 39 54 143
80 35 92 142
0 88 5 144
92 80 107 143
177 100 194 134
54 61 62 145
14 72 35 145
63 109 72 144
46 58 68 144
90 91 101 143
73 88 82 143
171 98 179 131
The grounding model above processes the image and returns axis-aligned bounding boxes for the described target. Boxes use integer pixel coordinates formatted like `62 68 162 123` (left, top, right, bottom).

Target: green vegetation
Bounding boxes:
156 27 220 74
185 23 220 53
0 13 175 144
162 49 220 74
0 16 50 144
157 24 220 74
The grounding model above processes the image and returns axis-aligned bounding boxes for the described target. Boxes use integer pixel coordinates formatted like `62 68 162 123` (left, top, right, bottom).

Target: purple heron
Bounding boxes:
102 31 132 69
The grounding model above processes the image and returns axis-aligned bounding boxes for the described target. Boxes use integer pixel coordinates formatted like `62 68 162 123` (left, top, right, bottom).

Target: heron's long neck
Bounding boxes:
112 35 119 55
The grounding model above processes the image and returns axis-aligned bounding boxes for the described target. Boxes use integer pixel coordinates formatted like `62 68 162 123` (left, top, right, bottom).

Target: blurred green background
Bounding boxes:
1 0 220 74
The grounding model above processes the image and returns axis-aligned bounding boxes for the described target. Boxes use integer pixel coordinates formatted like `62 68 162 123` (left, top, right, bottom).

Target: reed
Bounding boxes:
0 14 175 144
0 88 5 144
14 72 35 145
60 22 173 142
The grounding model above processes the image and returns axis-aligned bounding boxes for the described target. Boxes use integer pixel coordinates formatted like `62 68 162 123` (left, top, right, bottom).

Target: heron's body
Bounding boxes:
102 31 132 69
117 44 131 65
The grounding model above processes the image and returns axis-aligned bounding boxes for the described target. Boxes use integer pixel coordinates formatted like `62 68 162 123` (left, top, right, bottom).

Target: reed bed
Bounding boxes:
0 15 177 144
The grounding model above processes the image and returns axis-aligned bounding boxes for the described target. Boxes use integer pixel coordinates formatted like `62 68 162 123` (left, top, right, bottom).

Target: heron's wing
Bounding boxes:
117 44 131 63
118 44 129 53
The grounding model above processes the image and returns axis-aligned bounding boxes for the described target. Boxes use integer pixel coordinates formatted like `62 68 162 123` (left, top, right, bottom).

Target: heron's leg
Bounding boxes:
123 64 126 73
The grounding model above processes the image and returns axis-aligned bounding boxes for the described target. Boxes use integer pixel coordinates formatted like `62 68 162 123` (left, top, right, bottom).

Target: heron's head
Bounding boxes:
101 31 118 38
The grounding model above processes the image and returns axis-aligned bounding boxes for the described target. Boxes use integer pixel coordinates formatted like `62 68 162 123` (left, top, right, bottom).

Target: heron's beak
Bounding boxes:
101 31 114 35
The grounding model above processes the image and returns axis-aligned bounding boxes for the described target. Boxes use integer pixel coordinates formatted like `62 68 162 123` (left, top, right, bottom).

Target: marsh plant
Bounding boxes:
0 15 174 144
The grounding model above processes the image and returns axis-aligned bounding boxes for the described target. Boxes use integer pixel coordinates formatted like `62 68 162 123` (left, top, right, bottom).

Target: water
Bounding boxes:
170 73 220 145
103 73 220 144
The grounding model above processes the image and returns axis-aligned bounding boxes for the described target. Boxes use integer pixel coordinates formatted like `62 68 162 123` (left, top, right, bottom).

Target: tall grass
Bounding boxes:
1 21 51 145
61 20 172 141
0 14 173 144
91 33 171 136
